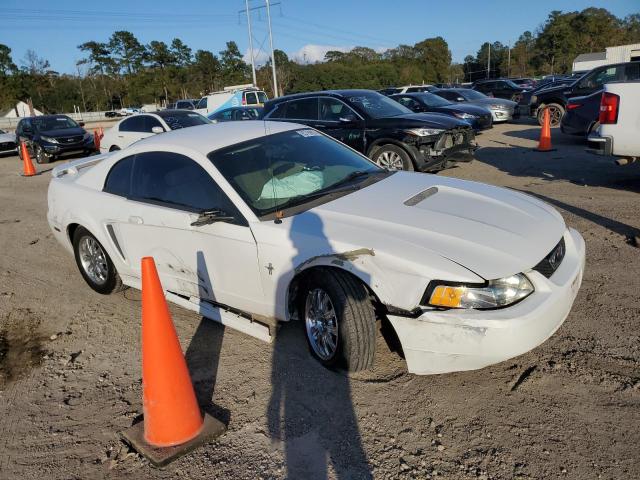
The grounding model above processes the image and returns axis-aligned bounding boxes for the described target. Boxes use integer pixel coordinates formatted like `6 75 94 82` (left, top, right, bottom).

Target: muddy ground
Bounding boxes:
0 121 638 480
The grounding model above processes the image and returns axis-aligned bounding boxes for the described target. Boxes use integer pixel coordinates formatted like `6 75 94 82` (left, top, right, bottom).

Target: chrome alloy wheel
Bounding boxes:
305 288 339 361
376 150 404 170
78 236 108 285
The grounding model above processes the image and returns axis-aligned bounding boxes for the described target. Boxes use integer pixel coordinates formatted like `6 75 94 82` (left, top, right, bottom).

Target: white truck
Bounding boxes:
587 81 640 165
194 84 268 117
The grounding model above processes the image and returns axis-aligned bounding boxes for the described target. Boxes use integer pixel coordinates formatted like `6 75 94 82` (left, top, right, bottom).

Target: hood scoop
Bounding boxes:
404 186 438 206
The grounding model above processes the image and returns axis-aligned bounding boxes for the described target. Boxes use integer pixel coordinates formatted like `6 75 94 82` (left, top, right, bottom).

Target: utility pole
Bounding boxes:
265 0 278 97
487 42 491 79
245 0 257 86
507 42 511 78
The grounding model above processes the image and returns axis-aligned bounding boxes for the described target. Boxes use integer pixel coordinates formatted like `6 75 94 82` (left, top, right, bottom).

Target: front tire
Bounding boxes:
300 269 376 372
34 144 50 164
72 227 123 294
370 144 414 171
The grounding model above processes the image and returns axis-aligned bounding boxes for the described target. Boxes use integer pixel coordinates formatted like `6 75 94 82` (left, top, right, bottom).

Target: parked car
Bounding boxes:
100 109 210 152
175 99 199 110
396 85 436 94
588 81 640 165
47 121 585 375
433 88 518 123
119 107 142 116
472 79 530 102
208 106 263 122
15 115 94 164
560 89 602 137
0 128 17 156
195 84 268 117
378 87 401 96
529 61 640 127
262 89 476 172
509 78 536 89
390 92 493 131
105 111 119 118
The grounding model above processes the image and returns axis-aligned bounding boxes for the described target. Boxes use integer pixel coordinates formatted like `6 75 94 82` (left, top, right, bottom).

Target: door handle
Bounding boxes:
128 216 144 224
117 135 124 138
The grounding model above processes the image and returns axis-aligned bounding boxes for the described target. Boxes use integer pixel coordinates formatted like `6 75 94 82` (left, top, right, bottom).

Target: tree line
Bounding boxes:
0 7 638 114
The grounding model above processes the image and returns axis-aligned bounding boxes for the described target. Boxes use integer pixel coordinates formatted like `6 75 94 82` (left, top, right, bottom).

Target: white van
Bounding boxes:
195 84 268 117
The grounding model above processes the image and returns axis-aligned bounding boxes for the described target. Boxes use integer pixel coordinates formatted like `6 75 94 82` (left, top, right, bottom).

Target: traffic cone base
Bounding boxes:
119 256 226 467
120 411 226 468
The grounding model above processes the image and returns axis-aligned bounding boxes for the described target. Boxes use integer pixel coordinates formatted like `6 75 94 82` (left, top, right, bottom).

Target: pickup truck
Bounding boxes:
587 81 640 165
529 61 639 127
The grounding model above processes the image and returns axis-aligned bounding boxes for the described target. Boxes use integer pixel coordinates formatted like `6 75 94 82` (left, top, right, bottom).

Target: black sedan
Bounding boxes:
560 89 602 137
391 92 493 131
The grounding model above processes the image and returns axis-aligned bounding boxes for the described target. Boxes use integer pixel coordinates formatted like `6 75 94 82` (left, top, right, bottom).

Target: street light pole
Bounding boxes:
487 42 491 79
245 0 257 86
265 0 278 97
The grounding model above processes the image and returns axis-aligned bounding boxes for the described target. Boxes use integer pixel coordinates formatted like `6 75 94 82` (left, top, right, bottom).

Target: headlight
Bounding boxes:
453 112 476 120
426 273 534 309
490 104 507 110
405 128 444 137
40 135 59 144
83 132 91 140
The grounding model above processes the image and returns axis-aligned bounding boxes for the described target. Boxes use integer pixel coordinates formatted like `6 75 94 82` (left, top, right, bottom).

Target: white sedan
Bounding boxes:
48 122 585 374
100 110 210 153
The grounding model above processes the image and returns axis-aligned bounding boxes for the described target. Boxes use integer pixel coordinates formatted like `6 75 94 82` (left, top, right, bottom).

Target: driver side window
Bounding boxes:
130 151 244 224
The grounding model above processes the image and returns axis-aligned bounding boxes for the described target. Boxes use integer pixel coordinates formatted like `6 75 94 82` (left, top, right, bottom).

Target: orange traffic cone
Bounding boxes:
120 257 225 467
20 142 37 177
93 129 101 152
535 107 554 152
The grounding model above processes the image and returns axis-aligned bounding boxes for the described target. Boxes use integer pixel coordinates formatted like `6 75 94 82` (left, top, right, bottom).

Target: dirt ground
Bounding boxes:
0 120 638 480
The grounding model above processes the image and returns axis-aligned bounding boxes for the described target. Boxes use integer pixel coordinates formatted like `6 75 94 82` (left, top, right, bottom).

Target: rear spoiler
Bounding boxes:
51 153 110 178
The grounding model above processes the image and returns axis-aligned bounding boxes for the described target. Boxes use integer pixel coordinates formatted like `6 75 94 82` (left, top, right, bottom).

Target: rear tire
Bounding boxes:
370 144 414 171
299 269 376 372
72 226 124 295
538 103 564 127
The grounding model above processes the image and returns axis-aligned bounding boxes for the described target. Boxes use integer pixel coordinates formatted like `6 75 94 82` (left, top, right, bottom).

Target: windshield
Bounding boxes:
416 92 452 107
346 92 412 118
503 79 522 89
460 89 487 101
208 129 384 217
32 116 79 131
158 111 210 129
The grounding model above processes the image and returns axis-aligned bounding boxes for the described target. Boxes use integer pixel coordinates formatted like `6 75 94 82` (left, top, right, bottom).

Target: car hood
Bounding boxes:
0 133 15 142
38 127 87 138
466 98 517 109
367 113 470 129
310 172 565 280
436 104 492 116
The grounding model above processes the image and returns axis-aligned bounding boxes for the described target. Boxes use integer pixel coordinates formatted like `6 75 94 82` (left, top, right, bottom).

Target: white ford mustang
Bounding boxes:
47 121 585 374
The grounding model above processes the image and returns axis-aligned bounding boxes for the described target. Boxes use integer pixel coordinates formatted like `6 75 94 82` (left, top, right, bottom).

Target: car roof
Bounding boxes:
131 120 302 154
266 89 377 104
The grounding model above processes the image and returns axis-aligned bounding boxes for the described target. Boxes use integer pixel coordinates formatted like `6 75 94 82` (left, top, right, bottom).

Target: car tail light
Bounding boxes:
566 103 582 110
599 92 619 124
242 97 246 105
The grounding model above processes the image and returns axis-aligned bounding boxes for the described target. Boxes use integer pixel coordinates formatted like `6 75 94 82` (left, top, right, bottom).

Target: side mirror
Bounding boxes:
151 126 165 134
338 114 358 124
190 209 235 227
78 121 85 127
210 119 218 124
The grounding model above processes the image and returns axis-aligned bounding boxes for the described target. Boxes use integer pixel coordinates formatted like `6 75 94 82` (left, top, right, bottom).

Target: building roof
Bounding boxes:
574 52 606 63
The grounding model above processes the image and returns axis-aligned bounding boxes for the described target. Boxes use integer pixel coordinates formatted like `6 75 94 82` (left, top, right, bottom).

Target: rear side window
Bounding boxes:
130 151 243 222
284 98 318 120
104 155 134 197
119 116 145 132
622 63 640 81
197 97 208 109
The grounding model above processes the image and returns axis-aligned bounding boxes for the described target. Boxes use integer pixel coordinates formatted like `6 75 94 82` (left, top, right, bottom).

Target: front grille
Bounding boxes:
60 135 83 144
0 141 16 149
437 128 473 149
533 237 565 278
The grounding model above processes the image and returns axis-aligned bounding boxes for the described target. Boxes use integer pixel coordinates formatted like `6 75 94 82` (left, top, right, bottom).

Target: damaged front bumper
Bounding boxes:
387 228 585 375
413 128 478 172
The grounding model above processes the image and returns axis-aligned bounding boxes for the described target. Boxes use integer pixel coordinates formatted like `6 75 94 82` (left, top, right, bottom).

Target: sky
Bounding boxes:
1 0 638 74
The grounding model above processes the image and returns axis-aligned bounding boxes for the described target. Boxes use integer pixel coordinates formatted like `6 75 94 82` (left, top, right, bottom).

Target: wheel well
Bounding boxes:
539 99 565 110
67 223 81 244
109 145 120 152
287 266 382 321
366 141 415 167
